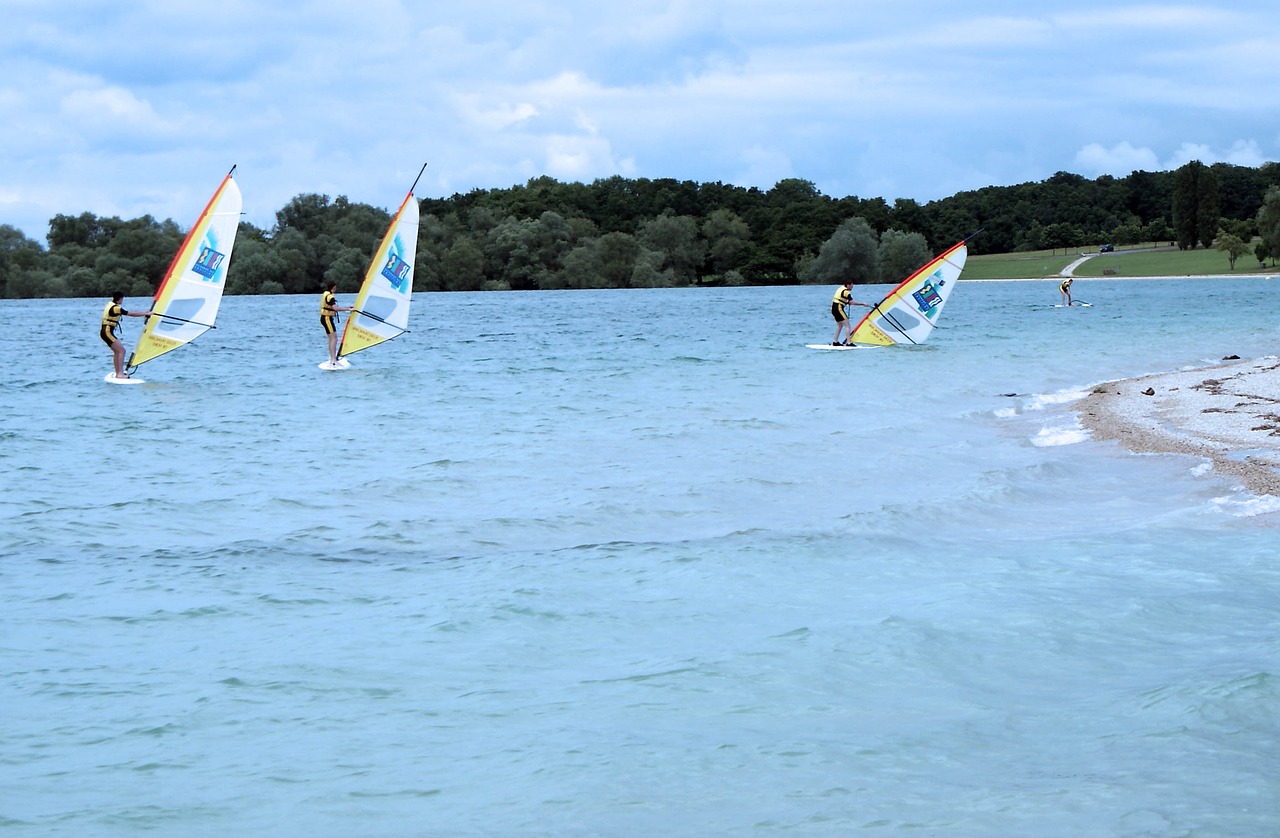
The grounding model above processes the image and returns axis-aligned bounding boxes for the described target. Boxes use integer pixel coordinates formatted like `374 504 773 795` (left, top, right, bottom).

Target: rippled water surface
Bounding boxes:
2 279 1279 835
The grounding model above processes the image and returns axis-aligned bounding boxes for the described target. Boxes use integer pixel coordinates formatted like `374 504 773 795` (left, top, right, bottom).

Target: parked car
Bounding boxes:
1100 243 1114 253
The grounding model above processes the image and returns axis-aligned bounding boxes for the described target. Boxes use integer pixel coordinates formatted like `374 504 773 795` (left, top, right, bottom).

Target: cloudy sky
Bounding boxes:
2 1 1277 242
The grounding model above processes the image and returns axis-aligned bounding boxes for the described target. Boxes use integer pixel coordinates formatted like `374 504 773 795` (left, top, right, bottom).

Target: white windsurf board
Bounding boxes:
104 373 145 385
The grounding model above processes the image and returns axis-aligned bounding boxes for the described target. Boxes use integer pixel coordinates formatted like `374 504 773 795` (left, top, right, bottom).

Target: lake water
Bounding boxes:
2 279 1279 836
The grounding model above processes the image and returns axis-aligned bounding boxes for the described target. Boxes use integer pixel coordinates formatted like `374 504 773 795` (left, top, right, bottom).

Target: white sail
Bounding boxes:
337 167 425 358
849 240 968 346
130 169 241 368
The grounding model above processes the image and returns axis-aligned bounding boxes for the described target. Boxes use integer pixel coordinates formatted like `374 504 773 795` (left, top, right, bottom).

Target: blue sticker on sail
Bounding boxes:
381 253 411 291
913 280 943 313
192 246 226 280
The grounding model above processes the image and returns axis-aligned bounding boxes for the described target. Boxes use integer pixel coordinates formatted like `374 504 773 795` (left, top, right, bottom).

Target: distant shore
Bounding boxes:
1077 356 1280 496
961 274 1280 282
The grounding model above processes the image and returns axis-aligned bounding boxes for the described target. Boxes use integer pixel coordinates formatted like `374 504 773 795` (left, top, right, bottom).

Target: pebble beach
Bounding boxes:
1078 355 1280 497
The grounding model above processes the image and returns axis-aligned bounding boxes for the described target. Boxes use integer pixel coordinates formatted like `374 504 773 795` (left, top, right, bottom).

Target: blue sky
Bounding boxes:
2 1 1277 242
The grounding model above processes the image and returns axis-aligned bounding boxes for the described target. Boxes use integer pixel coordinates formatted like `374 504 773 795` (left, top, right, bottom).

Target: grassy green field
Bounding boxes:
964 243 1277 280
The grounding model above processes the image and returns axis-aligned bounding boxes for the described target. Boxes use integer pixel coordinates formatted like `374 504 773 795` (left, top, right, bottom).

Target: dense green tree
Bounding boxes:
702 208 750 276
275 193 335 238
1255 237 1272 267
324 247 368 291
442 237 485 291
485 216 541 290
0 224 43 297
549 243 605 290
1122 170 1168 225
630 250 675 288
637 213 704 285
596 232 642 287
223 237 281 295
47 212 103 248
1172 160 1221 249
877 229 932 283
1256 186 1280 267
799 217 878 284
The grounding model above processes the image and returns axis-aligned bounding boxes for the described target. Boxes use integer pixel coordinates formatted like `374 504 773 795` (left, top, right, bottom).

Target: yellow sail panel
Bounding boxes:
849 319 895 346
130 170 241 368
337 188 420 358
849 241 967 346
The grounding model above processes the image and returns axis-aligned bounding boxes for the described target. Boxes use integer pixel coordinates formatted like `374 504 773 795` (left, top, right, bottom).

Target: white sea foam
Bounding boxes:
1211 492 1280 517
1024 386 1093 411
1031 423 1090 447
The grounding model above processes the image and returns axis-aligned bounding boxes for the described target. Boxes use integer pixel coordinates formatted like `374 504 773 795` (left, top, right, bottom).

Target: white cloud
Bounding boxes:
1075 142 1160 176
60 85 164 129
458 99 540 132
543 134 620 180
1164 140 1266 170
1075 139 1269 177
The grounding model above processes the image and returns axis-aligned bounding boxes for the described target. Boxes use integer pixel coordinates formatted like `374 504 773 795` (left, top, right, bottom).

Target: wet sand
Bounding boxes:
1077 356 1280 496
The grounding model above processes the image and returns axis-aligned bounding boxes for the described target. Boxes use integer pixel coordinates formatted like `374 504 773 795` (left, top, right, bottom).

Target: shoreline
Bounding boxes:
961 273 1280 282
1076 356 1280 497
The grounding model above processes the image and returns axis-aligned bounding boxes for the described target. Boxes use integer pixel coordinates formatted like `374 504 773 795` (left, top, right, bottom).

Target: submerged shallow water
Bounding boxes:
2 279 1279 835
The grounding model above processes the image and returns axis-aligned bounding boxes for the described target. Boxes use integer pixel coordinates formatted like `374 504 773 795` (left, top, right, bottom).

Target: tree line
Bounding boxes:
3 160 1279 299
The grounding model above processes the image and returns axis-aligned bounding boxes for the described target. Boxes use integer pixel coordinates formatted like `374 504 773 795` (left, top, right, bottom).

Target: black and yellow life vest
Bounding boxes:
101 301 123 328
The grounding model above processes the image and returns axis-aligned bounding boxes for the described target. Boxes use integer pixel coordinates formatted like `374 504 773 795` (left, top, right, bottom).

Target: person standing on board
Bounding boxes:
1059 277 1074 306
321 280 353 364
100 292 152 380
832 280 870 345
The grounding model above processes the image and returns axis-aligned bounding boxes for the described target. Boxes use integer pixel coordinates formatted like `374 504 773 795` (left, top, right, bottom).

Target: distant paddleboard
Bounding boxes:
806 344 859 351
318 358 352 371
104 373 145 385
1053 302 1092 308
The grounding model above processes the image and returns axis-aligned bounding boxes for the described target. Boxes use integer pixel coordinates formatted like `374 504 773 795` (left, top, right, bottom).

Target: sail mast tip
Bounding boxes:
409 162 429 195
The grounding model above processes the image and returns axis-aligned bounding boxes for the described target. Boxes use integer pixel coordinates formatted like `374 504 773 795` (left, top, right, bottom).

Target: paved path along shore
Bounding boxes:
1077 356 1280 496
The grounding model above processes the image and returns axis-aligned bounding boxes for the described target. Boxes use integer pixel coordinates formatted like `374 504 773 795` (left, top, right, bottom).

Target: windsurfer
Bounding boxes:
1059 277 1074 306
832 281 869 345
100 292 152 379
321 280 353 364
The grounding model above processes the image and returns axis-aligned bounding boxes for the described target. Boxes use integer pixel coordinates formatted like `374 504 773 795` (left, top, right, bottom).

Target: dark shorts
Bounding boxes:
321 315 337 335
831 302 847 323
100 325 118 347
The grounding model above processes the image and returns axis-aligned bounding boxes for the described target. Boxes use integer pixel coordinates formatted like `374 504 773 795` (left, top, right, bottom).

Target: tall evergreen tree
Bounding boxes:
1172 160 1221 249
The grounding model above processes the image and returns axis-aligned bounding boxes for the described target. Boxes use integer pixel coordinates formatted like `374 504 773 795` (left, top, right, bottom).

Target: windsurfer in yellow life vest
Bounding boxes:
100 292 152 379
831 280 870 345
1059 277 1074 306
321 280 353 364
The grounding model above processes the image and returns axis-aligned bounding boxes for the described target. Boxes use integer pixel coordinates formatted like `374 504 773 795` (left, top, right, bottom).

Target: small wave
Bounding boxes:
1031 424 1090 447
1023 386 1092 412
1211 493 1280 517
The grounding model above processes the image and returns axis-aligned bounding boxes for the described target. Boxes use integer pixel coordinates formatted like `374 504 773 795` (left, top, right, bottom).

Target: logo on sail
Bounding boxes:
381 253 411 292
912 279 944 314
192 246 226 280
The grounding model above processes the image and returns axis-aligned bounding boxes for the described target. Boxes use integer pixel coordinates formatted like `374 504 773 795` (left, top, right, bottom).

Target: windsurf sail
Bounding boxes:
336 164 426 359
128 167 241 370
848 239 969 346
